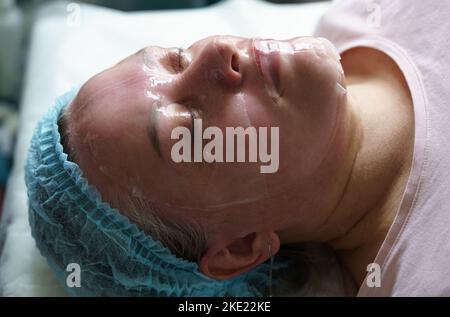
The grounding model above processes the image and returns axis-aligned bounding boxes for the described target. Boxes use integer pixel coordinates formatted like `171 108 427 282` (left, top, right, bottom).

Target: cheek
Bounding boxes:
203 93 257 128
232 84 281 130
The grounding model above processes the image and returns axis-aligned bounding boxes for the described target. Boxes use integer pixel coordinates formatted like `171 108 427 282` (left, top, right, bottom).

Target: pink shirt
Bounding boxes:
314 0 450 296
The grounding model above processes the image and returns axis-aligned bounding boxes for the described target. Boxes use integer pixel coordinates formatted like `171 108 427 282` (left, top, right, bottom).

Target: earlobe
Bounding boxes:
199 231 280 280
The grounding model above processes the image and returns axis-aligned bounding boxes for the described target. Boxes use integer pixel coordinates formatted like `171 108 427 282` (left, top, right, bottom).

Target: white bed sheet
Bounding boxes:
0 0 330 296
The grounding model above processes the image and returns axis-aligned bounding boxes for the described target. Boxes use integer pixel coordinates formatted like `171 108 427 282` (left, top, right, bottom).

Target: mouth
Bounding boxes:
253 39 281 100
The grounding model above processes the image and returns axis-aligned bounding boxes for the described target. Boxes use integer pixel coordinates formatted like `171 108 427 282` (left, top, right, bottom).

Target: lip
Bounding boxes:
253 39 281 99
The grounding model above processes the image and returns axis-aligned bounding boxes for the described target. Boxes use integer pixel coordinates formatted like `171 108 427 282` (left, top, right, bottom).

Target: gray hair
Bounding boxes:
111 193 208 263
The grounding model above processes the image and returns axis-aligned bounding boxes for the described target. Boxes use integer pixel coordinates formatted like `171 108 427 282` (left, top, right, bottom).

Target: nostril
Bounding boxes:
231 54 240 73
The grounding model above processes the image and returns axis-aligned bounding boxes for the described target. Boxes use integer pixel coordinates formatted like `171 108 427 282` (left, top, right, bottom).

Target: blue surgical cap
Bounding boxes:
25 88 284 297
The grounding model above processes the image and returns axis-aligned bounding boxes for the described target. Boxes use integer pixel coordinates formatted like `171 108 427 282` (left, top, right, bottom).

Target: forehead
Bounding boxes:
70 55 147 112
66 65 160 195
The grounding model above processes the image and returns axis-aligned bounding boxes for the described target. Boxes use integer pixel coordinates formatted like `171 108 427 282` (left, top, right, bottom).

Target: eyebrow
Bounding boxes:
148 107 162 158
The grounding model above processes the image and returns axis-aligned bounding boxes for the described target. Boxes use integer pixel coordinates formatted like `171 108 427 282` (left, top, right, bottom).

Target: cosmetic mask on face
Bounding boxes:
130 38 346 210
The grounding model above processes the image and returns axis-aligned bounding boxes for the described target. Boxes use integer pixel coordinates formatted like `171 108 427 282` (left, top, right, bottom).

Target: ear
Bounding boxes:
199 231 280 280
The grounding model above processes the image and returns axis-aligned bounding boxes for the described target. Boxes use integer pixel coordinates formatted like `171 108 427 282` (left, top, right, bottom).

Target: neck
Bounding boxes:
330 48 414 286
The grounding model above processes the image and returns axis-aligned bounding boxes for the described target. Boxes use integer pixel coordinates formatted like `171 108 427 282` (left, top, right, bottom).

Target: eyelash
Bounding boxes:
169 47 186 73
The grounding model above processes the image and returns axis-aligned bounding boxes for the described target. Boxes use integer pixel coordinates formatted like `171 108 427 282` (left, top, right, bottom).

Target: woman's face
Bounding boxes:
68 35 346 232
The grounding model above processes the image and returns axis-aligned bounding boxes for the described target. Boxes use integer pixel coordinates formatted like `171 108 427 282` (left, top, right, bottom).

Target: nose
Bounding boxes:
188 38 242 89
